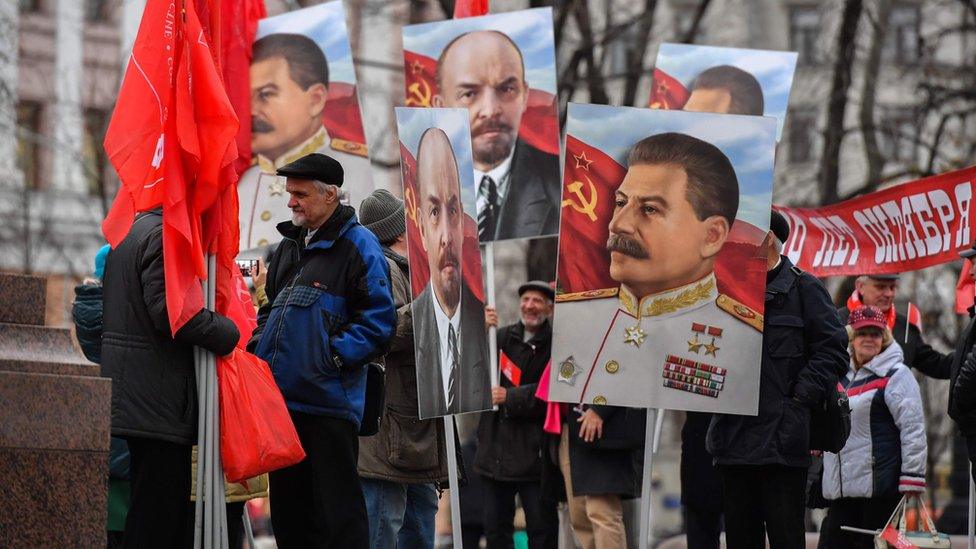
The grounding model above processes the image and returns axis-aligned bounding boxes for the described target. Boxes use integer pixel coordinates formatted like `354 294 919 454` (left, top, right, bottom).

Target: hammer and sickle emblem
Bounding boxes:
405 80 432 107
404 186 419 227
561 175 598 222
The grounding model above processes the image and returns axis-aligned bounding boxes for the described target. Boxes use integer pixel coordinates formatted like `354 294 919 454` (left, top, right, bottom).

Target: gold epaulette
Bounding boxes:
716 294 763 332
331 138 369 158
556 287 618 303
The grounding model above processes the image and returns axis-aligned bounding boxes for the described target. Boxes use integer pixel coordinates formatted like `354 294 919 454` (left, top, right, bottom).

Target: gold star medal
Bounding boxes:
704 338 720 357
624 325 647 347
269 178 285 196
687 334 703 354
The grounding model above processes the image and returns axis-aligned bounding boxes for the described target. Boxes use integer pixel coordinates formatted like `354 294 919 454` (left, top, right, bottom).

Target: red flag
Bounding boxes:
957 260 975 314
400 143 485 303
499 351 522 386
648 68 690 110
454 0 489 18
881 525 919 549
402 49 558 156
220 0 265 175
907 303 922 331
322 82 368 152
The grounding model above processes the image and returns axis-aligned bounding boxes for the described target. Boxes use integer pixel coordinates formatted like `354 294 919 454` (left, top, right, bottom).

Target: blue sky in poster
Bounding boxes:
655 43 797 141
395 107 477 216
402 8 557 95
565 103 776 230
256 1 357 85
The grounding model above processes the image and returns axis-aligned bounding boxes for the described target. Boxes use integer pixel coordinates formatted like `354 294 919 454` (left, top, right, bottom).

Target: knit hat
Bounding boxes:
359 189 406 244
93 244 111 280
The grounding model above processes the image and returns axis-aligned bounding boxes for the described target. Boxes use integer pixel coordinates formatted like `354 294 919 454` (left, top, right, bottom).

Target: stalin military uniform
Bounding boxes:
549 272 763 415
238 127 374 251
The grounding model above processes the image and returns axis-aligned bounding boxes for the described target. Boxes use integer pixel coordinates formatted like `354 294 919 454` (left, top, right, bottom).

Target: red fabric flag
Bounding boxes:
499 351 522 386
454 0 489 18
957 260 975 314
558 136 766 312
648 68 690 110
220 0 266 175
906 303 922 331
880 525 919 549
402 50 558 156
400 143 485 303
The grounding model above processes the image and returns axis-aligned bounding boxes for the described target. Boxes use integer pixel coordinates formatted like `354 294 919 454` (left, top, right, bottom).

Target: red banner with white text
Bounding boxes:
776 166 976 277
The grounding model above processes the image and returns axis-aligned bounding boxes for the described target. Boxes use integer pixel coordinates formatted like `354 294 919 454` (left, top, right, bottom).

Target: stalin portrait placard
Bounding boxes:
239 1 374 252
549 104 777 415
395 107 492 420
402 8 561 242
650 43 798 141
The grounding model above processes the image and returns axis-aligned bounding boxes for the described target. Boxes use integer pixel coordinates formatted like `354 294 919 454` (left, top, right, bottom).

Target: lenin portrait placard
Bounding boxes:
549 104 777 415
402 8 561 243
239 1 375 252
650 43 798 141
395 107 492 419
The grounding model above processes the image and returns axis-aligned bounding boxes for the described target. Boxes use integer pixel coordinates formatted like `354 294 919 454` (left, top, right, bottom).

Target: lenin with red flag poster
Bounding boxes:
238 1 374 252
402 8 561 242
549 104 777 415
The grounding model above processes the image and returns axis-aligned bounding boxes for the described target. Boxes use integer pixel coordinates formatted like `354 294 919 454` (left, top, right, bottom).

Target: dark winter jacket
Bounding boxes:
838 305 952 379
707 256 849 468
554 405 644 498
358 249 448 484
249 205 396 428
948 308 976 436
680 412 723 513
474 320 552 482
72 283 104 364
101 210 240 445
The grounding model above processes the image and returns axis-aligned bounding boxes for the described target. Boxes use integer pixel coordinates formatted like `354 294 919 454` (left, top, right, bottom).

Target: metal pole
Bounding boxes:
444 416 464 548
485 242 499 411
637 408 657 548
194 344 206 549
652 408 665 453
243 508 256 549
969 476 974 549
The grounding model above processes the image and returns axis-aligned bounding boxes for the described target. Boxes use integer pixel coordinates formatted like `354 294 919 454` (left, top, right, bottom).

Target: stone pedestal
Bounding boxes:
0 272 111 547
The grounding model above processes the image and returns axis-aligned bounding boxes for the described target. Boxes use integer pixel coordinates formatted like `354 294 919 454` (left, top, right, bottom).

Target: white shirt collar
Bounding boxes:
430 282 462 404
474 149 516 214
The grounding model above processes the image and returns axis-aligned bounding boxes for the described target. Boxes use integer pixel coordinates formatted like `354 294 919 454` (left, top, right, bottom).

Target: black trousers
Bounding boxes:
684 504 723 549
817 496 902 549
481 477 558 549
269 411 368 549
123 438 246 549
719 464 808 549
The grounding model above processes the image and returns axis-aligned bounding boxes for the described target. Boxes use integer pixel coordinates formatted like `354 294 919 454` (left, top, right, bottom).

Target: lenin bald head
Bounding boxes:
607 133 739 299
433 31 529 172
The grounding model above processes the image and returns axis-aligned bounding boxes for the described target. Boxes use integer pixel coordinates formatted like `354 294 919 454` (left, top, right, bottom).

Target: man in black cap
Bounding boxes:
248 152 396 548
475 281 559 548
949 245 976 481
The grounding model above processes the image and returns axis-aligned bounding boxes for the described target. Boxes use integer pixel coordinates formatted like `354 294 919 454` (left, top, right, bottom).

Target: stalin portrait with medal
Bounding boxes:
550 131 763 414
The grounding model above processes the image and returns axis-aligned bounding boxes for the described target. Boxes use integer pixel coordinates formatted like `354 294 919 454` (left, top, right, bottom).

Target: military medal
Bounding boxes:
661 354 727 398
688 323 722 356
623 325 647 347
558 356 581 385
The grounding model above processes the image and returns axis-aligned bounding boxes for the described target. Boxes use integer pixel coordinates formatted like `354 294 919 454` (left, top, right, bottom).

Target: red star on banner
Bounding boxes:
573 150 594 171
410 60 423 75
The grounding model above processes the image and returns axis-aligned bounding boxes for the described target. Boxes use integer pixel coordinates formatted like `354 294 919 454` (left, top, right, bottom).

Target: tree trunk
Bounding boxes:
818 0 864 205
621 0 659 106
572 1 610 104
859 0 891 191
681 0 712 44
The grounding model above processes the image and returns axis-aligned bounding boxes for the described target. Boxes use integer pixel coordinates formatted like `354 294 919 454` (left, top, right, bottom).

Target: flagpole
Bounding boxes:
486 242 499 411
444 417 464 548
638 408 658 548
968 475 974 549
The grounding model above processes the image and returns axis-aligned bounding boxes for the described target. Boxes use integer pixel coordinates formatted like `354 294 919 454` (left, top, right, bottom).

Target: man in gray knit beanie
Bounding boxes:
356 188 448 549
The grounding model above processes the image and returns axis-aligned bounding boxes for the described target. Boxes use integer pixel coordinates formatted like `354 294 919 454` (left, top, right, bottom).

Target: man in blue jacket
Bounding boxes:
249 152 396 548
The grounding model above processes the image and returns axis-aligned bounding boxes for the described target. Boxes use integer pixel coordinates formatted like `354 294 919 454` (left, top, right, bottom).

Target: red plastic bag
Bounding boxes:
219 349 305 483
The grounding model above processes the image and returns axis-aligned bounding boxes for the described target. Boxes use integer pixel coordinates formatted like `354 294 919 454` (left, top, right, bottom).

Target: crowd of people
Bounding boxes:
77 147 976 549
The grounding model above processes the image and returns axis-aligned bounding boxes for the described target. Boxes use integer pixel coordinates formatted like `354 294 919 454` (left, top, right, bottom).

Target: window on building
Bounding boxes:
83 109 109 197
789 6 822 66
16 101 42 189
672 3 702 42
85 0 111 22
788 108 818 164
884 4 921 65
878 106 918 162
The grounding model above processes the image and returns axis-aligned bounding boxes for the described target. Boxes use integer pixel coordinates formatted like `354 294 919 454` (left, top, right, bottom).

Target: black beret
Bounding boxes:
276 153 344 186
770 209 790 243
518 280 555 301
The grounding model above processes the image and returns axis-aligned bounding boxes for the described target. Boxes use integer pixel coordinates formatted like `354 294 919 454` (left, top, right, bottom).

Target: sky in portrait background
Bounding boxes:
402 8 558 96
396 108 477 215
655 43 798 140
256 1 356 85
566 103 776 228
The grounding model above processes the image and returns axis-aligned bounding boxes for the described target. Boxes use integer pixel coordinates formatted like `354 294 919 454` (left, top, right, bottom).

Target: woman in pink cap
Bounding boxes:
817 305 927 548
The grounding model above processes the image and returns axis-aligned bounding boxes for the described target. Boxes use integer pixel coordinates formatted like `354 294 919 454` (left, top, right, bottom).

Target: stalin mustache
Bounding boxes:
252 117 274 134
607 234 649 259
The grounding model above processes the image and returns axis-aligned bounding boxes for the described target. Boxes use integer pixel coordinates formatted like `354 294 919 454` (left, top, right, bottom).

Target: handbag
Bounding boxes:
870 493 949 548
358 362 385 437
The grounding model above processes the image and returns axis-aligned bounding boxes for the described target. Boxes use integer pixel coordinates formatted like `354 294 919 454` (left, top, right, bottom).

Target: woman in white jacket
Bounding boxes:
818 305 927 548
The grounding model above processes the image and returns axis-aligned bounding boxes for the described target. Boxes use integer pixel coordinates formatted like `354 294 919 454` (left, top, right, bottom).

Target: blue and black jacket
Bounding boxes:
249 205 396 427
